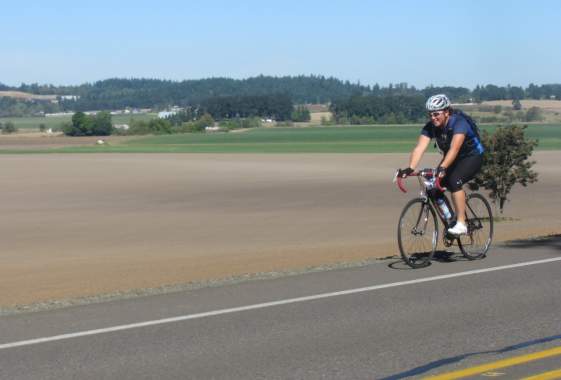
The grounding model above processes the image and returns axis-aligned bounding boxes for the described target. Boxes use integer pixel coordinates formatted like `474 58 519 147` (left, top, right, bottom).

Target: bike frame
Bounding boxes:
395 169 454 228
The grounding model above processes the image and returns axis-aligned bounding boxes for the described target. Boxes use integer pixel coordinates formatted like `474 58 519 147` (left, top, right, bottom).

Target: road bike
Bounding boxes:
394 168 493 268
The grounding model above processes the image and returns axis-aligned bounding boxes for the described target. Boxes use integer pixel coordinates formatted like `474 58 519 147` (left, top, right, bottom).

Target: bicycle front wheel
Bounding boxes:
459 193 493 260
398 198 438 268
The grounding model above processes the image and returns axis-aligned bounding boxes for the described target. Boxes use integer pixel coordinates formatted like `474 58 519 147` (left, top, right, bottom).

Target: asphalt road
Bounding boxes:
1 237 561 379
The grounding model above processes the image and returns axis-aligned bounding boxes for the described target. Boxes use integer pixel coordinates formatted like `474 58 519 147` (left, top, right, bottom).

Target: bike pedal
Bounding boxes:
445 231 459 239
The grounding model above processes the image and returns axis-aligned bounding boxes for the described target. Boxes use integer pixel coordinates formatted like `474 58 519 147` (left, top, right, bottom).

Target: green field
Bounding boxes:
0 113 156 130
50 123 561 153
2 123 561 154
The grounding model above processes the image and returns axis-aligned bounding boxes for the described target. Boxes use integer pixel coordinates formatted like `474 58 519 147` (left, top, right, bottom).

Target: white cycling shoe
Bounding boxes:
448 221 468 236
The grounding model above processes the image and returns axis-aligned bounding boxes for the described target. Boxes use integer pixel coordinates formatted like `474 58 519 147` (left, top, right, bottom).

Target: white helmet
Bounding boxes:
426 94 451 111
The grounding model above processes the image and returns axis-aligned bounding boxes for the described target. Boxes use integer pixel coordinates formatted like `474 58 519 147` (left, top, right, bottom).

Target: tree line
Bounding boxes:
0 96 62 117
329 92 557 125
2 77 561 116
5 76 372 112
200 94 293 121
2 76 561 120
330 95 426 124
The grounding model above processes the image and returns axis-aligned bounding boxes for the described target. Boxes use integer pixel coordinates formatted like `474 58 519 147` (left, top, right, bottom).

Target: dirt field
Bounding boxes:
1 152 560 310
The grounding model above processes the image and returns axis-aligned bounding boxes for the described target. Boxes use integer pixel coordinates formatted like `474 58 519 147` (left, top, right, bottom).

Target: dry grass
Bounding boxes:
457 99 561 123
309 111 332 123
481 99 561 111
0 91 57 101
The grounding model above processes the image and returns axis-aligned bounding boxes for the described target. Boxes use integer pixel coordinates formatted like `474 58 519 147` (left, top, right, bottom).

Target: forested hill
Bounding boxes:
2 76 372 111
2 75 561 116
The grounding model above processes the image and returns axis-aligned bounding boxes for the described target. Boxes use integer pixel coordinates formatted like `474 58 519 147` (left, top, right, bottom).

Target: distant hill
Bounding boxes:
56 76 374 111
0 76 374 111
1 76 561 117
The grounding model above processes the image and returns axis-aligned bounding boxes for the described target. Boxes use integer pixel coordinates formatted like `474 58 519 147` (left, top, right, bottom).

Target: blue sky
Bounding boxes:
1 0 560 89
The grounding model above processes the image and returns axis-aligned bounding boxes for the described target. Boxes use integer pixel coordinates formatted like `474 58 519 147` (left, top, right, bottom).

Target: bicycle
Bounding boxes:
394 168 493 268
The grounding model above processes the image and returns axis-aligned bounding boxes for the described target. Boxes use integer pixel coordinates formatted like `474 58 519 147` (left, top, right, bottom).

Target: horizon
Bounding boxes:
2 74 559 92
2 1 560 88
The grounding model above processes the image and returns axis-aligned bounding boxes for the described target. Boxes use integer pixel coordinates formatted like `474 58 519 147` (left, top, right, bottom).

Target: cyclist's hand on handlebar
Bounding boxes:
397 167 414 178
436 166 447 178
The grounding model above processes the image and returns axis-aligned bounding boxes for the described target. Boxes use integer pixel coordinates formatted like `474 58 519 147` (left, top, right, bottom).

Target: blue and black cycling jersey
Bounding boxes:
421 111 484 159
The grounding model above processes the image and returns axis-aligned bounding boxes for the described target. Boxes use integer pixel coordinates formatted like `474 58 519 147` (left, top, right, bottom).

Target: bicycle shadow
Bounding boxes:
378 332 561 380
388 250 472 270
502 234 561 252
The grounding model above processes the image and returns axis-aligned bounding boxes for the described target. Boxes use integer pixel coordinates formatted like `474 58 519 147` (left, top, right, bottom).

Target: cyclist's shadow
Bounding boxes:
388 250 471 270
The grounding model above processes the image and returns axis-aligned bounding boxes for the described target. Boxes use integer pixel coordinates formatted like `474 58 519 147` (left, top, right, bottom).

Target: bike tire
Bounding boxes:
458 193 494 260
397 198 438 268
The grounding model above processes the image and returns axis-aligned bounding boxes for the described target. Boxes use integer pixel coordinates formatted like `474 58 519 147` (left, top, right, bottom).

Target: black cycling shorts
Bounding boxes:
443 154 483 192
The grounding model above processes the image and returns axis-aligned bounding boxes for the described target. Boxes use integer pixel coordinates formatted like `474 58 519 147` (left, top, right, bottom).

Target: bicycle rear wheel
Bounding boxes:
398 198 438 268
459 193 493 260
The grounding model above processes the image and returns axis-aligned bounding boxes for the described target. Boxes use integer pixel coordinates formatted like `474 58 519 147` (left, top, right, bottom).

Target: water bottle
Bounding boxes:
436 197 452 221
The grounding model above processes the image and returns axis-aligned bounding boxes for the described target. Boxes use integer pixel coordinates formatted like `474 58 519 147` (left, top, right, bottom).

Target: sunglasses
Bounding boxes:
428 111 445 118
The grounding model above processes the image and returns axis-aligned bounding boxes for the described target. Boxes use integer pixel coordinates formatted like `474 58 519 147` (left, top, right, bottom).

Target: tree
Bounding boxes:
146 118 173 134
91 111 113 135
527 83 542 99
2 121 18 134
291 106 311 122
509 86 525 101
471 125 538 213
63 111 114 136
63 111 91 136
197 113 215 129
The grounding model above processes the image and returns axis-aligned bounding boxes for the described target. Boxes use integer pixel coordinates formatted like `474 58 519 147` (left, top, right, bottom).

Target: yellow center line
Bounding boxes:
522 368 561 380
423 346 561 380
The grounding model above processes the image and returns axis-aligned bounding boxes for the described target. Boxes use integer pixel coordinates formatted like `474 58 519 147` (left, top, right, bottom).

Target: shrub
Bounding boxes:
471 125 538 213
128 118 173 135
525 107 545 122
1 121 18 134
219 117 261 130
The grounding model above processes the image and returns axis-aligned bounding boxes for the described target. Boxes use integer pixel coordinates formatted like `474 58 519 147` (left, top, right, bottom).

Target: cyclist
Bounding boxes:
398 94 484 236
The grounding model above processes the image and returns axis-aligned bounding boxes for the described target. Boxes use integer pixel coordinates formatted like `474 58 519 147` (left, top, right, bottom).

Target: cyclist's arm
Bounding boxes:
408 135 431 169
439 133 465 169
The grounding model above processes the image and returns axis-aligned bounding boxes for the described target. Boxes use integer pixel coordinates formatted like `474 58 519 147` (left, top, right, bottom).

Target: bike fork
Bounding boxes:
411 201 430 236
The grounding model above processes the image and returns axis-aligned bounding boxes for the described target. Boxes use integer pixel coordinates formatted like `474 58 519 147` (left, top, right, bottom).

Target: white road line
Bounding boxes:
2 257 561 350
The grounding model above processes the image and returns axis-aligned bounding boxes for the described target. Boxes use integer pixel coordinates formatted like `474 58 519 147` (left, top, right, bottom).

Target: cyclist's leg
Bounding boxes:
444 155 483 224
451 190 467 224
